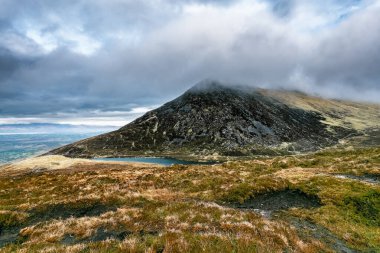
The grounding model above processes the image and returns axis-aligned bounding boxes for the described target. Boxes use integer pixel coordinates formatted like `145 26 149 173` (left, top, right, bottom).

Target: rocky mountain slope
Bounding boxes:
49 80 380 158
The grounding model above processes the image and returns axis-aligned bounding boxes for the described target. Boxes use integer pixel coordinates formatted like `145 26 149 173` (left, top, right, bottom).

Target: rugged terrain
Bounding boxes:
0 147 379 252
49 80 380 159
2 80 379 252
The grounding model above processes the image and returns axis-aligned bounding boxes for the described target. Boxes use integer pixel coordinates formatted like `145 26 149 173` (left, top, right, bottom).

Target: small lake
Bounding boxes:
93 157 218 166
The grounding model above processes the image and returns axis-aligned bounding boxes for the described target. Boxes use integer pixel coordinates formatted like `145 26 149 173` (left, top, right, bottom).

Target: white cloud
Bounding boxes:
25 27 101 55
26 30 58 53
0 106 158 126
58 28 101 55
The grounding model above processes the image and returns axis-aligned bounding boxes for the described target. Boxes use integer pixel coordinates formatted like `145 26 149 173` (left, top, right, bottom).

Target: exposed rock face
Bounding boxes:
49 80 358 158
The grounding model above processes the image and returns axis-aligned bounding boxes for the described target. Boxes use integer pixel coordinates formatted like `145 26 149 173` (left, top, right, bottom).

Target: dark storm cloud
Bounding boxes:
0 0 379 122
0 48 23 81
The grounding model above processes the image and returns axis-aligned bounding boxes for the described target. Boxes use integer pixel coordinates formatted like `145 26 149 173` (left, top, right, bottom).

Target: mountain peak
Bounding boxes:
186 80 261 97
187 79 227 93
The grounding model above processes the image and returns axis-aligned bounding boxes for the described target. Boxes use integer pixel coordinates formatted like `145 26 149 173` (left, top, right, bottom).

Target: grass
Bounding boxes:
0 147 379 252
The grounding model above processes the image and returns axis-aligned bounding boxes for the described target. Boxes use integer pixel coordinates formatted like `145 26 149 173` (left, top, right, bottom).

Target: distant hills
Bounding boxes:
49 80 380 158
0 123 117 134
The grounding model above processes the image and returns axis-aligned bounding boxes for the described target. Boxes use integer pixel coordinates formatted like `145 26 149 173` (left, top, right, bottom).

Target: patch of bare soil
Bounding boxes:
280 216 358 253
333 174 380 185
233 189 322 212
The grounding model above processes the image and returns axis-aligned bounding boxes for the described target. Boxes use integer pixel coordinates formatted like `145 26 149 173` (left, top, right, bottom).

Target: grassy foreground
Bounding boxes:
0 148 379 252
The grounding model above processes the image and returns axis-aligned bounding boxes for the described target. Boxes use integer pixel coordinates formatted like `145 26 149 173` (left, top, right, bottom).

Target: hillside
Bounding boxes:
1 148 379 252
49 80 380 158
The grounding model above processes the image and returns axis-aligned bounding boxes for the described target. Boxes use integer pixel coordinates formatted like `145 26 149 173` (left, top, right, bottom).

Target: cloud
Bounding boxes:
0 0 379 124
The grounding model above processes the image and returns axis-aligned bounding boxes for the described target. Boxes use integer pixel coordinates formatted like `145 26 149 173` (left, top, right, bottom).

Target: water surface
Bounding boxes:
0 133 98 164
94 157 217 166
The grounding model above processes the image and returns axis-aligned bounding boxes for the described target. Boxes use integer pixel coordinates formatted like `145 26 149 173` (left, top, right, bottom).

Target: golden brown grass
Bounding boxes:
0 148 379 252
260 89 380 130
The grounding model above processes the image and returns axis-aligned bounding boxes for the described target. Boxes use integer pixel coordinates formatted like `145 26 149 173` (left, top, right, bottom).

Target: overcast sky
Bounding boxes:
0 0 379 126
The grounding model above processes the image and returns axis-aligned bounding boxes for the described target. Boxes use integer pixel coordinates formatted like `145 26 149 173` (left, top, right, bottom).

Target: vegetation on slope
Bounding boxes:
0 147 379 252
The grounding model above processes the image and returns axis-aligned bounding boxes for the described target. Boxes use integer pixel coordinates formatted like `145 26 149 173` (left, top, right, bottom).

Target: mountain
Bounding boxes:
49 80 380 158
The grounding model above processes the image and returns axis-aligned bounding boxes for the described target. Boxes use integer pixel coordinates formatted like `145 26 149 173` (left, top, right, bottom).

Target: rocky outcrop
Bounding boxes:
49 80 357 158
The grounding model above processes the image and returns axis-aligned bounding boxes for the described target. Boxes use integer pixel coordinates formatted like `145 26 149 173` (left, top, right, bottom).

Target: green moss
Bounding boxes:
343 190 380 226
220 177 290 204
0 211 28 228
271 160 289 169
219 183 253 204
